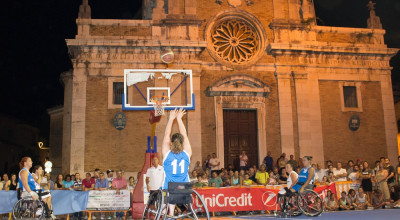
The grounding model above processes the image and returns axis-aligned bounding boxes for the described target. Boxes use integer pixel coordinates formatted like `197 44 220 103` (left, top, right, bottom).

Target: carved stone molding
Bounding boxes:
205 75 270 97
205 9 267 69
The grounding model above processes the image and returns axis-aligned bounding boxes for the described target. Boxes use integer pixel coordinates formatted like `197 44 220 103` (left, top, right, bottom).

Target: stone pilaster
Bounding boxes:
276 72 295 156
188 72 202 171
293 72 324 165
60 70 72 175
380 71 399 163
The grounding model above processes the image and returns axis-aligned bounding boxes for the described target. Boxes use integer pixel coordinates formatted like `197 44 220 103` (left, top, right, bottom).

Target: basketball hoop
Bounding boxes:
150 96 169 116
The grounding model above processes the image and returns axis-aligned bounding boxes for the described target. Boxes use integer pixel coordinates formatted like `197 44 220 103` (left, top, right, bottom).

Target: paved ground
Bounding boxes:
208 209 400 220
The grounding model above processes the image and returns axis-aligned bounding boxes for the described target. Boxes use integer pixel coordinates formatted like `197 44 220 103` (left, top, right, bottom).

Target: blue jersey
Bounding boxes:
292 166 314 192
18 168 36 192
163 150 190 189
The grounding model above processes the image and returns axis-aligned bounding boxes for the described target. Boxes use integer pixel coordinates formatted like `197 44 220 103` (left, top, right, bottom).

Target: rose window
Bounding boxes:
211 20 258 65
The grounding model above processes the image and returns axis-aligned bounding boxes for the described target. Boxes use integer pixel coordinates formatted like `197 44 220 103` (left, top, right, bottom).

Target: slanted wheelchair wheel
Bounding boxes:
142 190 166 220
12 198 45 220
173 190 210 220
296 190 323 217
278 193 302 217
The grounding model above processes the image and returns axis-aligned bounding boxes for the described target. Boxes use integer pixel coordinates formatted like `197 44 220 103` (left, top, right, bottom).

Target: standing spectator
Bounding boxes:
193 161 203 173
315 163 326 183
384 158 396 188
287 155 298 170
347 160 354 175
396 156 400 185
373 160 380 177
55 174 64 190
348 165 360 182
209 153 221 174
112 169 127 218
230 170 242 186
333 162 347 182
239 151 249 171
255 164 269 185
376 162 390 201
146 157 164 192
277 156 285 168
73 173 82 191
263 151 273 171
63 175 74 189
94 172 108 190
209 172 223 187
203 155 211 171
45 173 55 190
360 161 373 203
2 174 10 190
82 173 95 191
9 174 18 191
106 169 114 189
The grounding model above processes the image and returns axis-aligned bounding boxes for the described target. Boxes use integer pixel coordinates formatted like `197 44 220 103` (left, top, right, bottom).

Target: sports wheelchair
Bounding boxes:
277 187 323 218
12 189 53 220
142 182 210 220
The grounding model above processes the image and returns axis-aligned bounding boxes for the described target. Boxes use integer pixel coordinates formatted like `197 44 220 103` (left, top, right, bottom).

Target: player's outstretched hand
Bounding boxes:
169 108 179 120
177 108 186 120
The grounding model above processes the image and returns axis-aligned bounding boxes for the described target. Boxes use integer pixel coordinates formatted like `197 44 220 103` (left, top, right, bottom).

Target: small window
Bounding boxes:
113 82 124 105
343 86 358 108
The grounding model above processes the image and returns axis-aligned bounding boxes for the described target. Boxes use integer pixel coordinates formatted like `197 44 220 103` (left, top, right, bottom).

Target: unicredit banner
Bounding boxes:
194 184 336 212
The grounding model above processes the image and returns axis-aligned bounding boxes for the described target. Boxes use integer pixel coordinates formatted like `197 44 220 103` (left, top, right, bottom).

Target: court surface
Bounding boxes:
210 209 400 220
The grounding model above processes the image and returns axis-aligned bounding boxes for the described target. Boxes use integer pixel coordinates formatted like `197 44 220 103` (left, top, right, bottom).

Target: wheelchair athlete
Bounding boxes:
18 157 54 218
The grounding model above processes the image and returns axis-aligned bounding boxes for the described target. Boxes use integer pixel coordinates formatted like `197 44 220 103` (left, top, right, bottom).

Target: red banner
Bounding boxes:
194 184 336 212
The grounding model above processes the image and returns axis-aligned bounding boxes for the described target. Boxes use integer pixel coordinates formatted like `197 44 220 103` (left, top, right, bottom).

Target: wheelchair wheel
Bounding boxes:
142 190 167 220
296 190 323 217
12 198 44 220
173 190 209 220
278 193 302 217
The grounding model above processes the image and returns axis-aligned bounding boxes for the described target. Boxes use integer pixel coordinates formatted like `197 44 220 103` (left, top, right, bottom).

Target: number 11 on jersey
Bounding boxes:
171 159 185 174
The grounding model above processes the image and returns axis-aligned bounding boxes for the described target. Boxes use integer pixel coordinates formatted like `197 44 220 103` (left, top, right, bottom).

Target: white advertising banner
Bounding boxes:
87 190 130 210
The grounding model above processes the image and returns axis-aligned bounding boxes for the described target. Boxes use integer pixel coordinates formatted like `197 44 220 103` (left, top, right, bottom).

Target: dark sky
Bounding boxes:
0 0 399 138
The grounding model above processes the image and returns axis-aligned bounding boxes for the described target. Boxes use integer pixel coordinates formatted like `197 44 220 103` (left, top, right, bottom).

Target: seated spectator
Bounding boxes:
0 176 3 190
55 174 64 190
193 161 203 173
190 170 198 183
2 174 10 190
73 173 82 191
324 190 332 204
272 167 279 179
230 170 242 186
228 170 234 179
63 174 74 189
338 191 352 211
82 173 95 191
356 188 369 210
320 176 330 186
223 177 231 187
9 174 18 191
255 164 269 185
372 189 386 209
333 162 347 182
209 172 223 187
94 172 108 190
348 189 358 207
268 171 277 185
193 175 208 188
71 174 76 182
390 185 400 207
243 174 254 186
287 155 298 170
348 165 360 182
128 176 135 193
106 169 114 189
239 169 245 179
201 173 209 186
248 167 257 183
277 167 288 184
325 193 339 211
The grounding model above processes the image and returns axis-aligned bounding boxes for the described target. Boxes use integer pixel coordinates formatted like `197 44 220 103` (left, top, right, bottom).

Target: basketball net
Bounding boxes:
150 96 169 116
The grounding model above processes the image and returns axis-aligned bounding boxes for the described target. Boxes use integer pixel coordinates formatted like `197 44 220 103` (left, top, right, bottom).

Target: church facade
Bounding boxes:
58 0 399 174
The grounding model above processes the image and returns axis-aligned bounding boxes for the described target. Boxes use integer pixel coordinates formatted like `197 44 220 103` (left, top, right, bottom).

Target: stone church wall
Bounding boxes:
319 81 387 165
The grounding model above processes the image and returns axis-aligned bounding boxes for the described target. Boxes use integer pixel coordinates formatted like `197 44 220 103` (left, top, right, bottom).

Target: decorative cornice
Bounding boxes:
206 75 270 97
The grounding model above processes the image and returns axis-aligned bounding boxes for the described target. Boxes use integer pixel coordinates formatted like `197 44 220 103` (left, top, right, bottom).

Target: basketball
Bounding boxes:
161 50 174 64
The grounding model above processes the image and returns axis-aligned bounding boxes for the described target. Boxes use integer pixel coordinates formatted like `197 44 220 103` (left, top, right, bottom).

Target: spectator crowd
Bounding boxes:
1 151 400 218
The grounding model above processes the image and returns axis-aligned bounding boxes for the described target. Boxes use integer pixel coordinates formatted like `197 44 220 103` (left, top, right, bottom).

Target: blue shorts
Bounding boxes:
292 184 301 192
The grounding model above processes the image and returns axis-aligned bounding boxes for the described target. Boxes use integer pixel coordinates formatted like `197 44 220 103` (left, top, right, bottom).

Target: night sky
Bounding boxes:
0 0 399 138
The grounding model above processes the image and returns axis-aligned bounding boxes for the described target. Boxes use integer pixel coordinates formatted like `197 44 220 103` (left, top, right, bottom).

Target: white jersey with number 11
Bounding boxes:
163 150 190 189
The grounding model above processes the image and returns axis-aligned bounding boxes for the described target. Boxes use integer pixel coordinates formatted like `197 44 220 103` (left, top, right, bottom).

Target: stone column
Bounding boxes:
61 71 72 175
380 71 399 163
276 72 295 156
188 72 202 171
64 68 87 175
293 72 324 165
